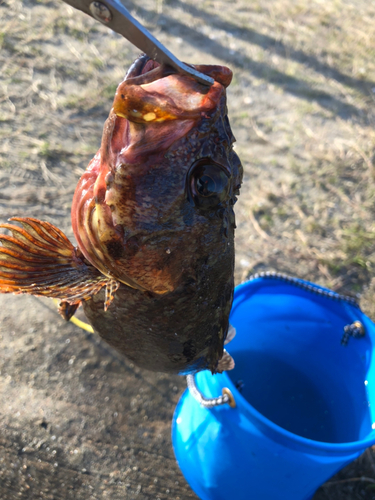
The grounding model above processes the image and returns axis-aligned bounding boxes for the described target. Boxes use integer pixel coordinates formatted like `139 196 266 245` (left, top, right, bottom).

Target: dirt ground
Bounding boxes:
1 0 375 498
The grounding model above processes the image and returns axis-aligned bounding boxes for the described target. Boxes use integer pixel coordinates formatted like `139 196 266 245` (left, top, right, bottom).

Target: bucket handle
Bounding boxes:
186 374 236 409
248 271 360 307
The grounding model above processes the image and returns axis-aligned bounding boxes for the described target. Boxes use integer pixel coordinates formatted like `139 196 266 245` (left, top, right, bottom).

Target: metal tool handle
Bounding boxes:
62 0 214 86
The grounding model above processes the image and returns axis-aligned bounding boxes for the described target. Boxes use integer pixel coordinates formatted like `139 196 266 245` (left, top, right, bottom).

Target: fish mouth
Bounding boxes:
123 54 233 88
112 55 226 125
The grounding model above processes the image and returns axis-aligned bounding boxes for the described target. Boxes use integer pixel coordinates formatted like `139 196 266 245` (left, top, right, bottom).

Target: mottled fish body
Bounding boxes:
0 56 242 374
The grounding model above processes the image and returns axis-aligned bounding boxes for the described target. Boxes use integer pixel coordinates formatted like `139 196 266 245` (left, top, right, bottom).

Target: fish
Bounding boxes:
0 55 243 375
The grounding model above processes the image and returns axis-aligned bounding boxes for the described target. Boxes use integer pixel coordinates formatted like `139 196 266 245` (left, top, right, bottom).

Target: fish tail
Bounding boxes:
0 217 115 309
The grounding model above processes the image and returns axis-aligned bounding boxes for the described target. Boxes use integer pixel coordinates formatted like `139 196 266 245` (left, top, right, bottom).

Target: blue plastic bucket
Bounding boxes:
172 275 375 500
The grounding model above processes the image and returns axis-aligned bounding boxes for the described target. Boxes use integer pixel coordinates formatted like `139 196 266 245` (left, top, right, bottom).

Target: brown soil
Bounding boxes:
1 0 375 498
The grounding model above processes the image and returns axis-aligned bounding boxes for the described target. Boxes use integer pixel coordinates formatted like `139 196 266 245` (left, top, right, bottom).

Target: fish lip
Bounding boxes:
125 54 153 79
124 54 177 86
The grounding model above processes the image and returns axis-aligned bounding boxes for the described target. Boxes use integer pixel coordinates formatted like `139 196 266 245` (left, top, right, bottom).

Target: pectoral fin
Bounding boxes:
0 217 118 310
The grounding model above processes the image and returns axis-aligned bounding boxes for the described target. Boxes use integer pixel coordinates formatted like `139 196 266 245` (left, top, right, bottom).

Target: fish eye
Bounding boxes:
196 173 220 197
188 160 230 209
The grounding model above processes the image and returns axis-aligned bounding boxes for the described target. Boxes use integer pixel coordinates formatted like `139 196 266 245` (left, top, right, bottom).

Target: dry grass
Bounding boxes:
1 0 375 498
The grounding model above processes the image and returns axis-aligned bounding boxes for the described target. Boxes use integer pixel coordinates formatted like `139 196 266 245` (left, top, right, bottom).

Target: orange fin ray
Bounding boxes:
104 279 120 311
0 219 71 254
0 217 118 305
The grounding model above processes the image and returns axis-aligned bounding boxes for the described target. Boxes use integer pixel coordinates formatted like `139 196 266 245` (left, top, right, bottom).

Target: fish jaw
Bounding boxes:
108 66 228 165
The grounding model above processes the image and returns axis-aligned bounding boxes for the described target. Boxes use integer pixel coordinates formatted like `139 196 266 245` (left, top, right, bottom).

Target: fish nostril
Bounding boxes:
105 172 114 187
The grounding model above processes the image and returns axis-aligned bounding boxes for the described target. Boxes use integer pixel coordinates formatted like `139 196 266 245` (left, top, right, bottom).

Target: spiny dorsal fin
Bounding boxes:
0 217 119 309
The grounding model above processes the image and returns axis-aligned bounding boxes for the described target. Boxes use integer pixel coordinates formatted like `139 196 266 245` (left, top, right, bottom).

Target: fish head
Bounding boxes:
72 55 243 300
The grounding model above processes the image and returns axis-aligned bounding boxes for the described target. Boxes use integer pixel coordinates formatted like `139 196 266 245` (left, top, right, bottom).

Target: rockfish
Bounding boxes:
0 55 242 374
